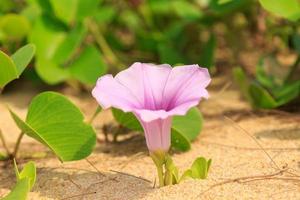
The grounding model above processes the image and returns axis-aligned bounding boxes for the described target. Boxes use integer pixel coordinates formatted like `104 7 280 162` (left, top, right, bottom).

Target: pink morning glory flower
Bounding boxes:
92 62 210 153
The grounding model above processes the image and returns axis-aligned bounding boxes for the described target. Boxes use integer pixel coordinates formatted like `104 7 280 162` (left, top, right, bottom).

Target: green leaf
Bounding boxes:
199 34 216 70
93 6 116 24
76 0 101 21
53 23 87 65
172 107 203 141
292 34 300 54
232 67 251 102
2 178 30 200
249 83 278 109
29 17 69 84
14 160 36 189
69 45 107 85
180 157 211 181
0 50 17 88
171 129 191 152
190 157 211 179
158 43 186 65
273 81 300 106
259 0 300 21
172 0 202 20
2 161 36 200
49 0 77 24
112 108 142 131
9 92 96 161
0 14 30 41
11 44 36 76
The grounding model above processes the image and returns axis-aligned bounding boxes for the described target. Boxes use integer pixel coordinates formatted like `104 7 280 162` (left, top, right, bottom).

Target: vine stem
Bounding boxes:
85 18 123 70
88 106 102 124
12 132 24 158
0 129 10 156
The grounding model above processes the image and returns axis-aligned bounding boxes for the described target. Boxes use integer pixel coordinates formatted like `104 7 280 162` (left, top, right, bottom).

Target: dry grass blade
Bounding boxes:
223 115 280 170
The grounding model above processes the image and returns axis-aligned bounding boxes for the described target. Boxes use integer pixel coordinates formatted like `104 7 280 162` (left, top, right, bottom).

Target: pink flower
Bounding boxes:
92 62 210 152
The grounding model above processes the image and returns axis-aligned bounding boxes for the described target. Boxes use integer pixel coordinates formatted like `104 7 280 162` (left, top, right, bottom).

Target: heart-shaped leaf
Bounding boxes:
11 44 36 76
9 92 96 161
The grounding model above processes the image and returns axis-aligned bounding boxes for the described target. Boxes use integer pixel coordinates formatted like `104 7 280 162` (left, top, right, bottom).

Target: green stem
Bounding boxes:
85 18 123 69
150 151 167 187
156 163 164 187
88 106 102 124
0 129 10 156
12 132 24 158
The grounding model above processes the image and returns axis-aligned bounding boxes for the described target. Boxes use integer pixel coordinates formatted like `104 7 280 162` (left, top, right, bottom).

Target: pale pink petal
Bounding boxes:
92 75 140 112
115 62 172 110
162 65 210 111
135 115 172 152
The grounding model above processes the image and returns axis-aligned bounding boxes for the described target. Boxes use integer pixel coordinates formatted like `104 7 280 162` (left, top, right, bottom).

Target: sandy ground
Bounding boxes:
0 76 300 200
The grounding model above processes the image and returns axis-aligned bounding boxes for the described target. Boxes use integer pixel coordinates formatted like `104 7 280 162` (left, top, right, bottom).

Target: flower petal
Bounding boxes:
162 65 211 111
135 115 172 152
115 62 172 110
92 75 140 112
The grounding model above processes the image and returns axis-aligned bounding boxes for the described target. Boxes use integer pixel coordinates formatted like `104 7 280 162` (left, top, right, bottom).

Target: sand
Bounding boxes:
0 76 300 200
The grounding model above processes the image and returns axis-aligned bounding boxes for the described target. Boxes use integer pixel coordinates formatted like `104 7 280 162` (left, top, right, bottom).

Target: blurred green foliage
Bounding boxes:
233 0 300 109
1 0 299 109
0 0 252 86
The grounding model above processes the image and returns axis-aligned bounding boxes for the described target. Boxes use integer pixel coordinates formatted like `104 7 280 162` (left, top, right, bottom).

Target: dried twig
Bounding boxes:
110 169 151 183
223 116 281 170
199 168 289 197
201 140 300 151
85 158 106 177
61 191 97 200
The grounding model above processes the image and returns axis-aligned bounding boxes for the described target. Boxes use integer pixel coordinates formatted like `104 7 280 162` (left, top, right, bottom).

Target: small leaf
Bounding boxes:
3 161 36 200
180 157 211 182
69 45 107 85
11 44 36 76
190 157 211 179
112 108 142 131
273 81 300 106
0 50 17 88
2 178 30 200
232 67 251 102
249 83 278 109
259 0 300 21
9 92 96 161
15 161 36 189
